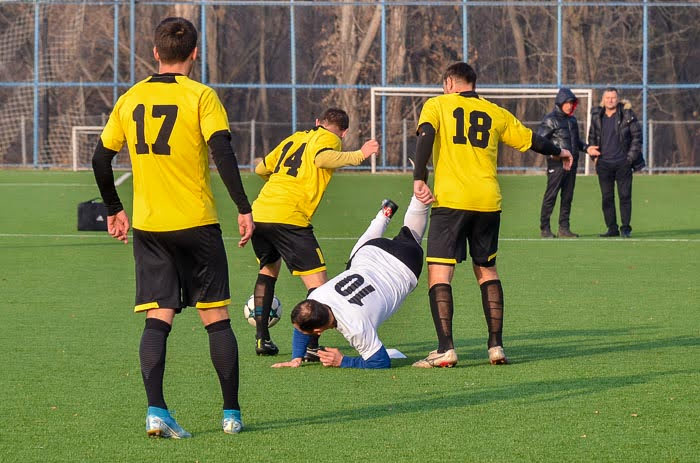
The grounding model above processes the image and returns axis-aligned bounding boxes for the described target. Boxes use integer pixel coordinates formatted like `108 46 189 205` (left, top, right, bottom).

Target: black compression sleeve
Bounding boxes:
413 123 435 181
209 130 252 214
91 140 123 215
530 133 562 157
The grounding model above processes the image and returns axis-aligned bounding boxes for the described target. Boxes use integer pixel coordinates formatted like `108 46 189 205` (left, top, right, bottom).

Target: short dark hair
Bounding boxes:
443 62 477 86
603 86 619 95
291 299 331 332
320 108 349 131
154 17 197 64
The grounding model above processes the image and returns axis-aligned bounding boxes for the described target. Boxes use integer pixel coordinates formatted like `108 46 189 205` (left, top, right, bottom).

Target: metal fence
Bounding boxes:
1 0 699 172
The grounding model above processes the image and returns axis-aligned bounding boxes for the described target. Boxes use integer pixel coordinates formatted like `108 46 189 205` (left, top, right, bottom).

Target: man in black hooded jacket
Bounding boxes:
537 88 598 238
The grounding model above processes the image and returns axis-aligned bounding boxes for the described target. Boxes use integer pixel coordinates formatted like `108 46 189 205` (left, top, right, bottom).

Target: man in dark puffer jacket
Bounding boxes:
587 87 644 238
537 88 597 238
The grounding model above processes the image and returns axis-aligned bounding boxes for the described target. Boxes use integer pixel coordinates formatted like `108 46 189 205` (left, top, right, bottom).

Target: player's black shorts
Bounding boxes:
426 207 500 267
251 222 326 275
357 226 425 279
132 224 230 313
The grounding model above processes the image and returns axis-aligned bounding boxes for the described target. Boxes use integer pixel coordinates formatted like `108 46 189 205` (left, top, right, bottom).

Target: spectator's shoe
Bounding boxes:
381 199 399 219
557 228 579 238
222 409 243 435
621 229 632 238
488 346 509 365
145 407 191 439
540 228 555 238
412 349 458 368
255 338 279 356
599 229 620 237
303 346 325 363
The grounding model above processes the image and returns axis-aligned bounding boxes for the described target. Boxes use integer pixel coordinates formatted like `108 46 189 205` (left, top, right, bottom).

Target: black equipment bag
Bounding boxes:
78 198 108 231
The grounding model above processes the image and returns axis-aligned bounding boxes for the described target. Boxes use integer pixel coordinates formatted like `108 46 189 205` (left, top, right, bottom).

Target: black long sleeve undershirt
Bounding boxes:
413 123 435 181
209 130 252 214
530 132 562 157
91 140 123 215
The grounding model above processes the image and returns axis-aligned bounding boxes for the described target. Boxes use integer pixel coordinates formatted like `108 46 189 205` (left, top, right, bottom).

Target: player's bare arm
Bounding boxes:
271 358 303 368
317 347 343 367
360 139 380 159
413 180 435 205
558 148 574 171
107 210 130 244
237 213 254 248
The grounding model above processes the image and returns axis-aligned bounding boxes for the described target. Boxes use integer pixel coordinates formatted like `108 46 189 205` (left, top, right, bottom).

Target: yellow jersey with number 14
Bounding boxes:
252 126 342 227
100 74 230 232
418 91 533 212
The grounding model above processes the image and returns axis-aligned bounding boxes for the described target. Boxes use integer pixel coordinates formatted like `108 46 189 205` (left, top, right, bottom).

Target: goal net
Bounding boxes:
369 86 594 174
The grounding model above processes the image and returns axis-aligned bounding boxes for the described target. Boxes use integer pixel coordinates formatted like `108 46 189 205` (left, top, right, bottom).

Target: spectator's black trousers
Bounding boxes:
540 158 577 231
596 160 633 233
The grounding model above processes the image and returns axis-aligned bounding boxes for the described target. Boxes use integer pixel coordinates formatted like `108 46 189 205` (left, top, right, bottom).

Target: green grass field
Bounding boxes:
0 170 698 462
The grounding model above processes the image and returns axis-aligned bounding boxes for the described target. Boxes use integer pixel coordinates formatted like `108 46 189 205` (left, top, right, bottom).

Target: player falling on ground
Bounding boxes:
412 62 572 368
92 17 252 438
249 109 378 357
271 196 430 369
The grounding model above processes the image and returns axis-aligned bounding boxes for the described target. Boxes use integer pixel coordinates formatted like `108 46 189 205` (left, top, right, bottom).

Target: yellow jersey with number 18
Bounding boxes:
417 91 533 212
252 126 342 227
100 74 230 232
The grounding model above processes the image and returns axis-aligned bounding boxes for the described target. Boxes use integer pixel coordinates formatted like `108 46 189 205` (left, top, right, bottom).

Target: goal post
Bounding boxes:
370 86 594 174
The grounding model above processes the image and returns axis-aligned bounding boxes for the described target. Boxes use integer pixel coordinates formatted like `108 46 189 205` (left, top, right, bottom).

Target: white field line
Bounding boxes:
114 172 132 186
0 233 697 243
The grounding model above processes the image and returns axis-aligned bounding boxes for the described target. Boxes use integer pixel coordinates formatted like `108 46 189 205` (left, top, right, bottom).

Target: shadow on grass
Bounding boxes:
247 368 693 431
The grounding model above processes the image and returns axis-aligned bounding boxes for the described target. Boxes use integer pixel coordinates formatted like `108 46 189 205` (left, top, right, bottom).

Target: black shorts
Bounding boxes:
352 226 424 279
426 208 500 267
132 224 230 312
251 222 326 275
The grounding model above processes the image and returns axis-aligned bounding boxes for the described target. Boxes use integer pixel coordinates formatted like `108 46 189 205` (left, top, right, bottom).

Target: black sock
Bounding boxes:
206 319 240 411
306 287 320 349
480 280 504 348
253 274 277 340
429 284 454 353
139 318 171 409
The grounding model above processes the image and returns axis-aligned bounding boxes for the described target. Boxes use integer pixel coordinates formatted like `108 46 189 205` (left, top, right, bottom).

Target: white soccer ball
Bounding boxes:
243 294 282 328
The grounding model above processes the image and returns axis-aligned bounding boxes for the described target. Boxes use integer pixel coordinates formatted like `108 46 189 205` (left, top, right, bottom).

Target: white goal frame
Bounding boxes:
71 126 104 171
370 87 594 174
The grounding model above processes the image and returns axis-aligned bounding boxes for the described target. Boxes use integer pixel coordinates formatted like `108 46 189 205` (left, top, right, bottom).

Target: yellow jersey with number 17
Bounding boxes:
100 74 230 232
417 91 533 212
252 126 342 227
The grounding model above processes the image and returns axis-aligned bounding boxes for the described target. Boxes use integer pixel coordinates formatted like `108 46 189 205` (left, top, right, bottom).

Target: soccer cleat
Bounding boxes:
621 230 631 238
412 349 458 368
557 228 579 238
256 338 279 356
302 346 324 363
488 346 509 365
381 199 399 219
599 229 620 237
145 407 191 439
222 409 243 434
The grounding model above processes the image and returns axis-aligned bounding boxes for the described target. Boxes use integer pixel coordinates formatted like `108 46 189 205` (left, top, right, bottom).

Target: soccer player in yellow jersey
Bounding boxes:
411 62 573 368
91 17 253 437
249 108 379 356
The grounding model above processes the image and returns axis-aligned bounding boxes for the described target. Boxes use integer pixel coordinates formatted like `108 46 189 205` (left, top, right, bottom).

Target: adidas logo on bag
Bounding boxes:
96 215 104 222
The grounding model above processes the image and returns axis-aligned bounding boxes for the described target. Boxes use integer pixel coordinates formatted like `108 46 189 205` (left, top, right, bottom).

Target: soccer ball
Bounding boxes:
243 295 282 328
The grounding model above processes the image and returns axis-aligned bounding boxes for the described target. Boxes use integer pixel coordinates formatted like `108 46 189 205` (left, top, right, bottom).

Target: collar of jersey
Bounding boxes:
458 90 479 98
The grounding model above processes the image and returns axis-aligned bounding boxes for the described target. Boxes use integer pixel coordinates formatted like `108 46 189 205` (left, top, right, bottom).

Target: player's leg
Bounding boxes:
348 199 398 258
133 228 191 438
250 223 283 355
558 168 578 237
402 195 430 243
299 271 328 357
413 208 463 368
198 307 242 434
469 211 507 365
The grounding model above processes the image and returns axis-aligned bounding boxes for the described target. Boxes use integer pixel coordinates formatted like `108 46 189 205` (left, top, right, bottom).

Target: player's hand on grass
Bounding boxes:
318 347 343 367
237 213 254 248
108 210 130 244
558 148 574 171
413 180 435 205
271 357 303 368
360 139 380 159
